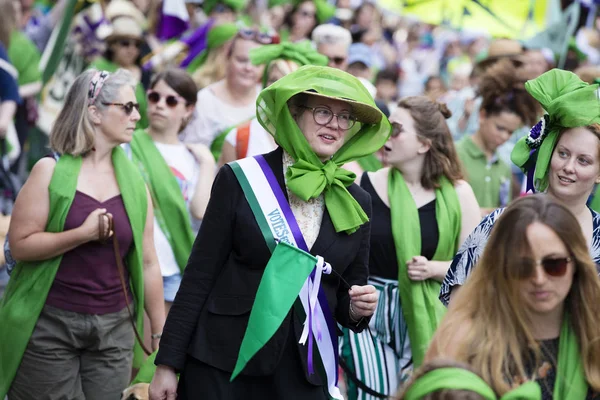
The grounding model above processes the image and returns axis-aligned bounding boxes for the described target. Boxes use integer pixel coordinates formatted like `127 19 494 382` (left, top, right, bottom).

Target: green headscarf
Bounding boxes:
511 69 600 193
203 0 247 14
250 41 328 87
403 368 542 400
256 65 391 234
186 23 238 73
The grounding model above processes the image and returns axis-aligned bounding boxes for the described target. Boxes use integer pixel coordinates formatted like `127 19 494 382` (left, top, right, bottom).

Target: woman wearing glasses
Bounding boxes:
124 68 216 314
0 69 165 400
340 97 480 399
440 69 600 307
90 0 150 129
427 195 600 399
149 66 390 399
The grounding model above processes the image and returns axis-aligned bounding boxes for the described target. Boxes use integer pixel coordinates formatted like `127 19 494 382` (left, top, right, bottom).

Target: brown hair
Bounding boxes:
0 0 16 48
430 194 600 395
397 96 463 190
479 58 539 127
397 359 488 400
150 68 198 106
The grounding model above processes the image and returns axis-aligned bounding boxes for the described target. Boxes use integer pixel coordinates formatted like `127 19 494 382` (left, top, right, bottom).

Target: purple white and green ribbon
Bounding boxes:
229 155 343 399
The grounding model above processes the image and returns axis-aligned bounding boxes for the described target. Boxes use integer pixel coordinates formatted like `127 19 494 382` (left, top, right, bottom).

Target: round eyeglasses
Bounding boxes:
299 106 356 130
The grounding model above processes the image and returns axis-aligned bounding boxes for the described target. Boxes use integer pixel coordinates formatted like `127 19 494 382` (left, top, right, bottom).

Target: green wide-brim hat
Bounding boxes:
204 0 248 14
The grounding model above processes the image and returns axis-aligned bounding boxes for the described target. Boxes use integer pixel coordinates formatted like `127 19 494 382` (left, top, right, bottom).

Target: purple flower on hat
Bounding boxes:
525 114 550 149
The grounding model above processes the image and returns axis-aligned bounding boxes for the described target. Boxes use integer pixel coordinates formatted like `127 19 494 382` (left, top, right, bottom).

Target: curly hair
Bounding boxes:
478 59 540 127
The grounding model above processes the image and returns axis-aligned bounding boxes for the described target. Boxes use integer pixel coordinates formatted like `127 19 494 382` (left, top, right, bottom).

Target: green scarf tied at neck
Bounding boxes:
256 65 391 234
186 23 238 73
403 316 587 400
0 149 148 399
249 41 328 88
389 169 461 367
511 69 600 192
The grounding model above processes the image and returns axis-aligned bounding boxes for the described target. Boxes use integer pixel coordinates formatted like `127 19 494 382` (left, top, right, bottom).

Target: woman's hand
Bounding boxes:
349 285 378 320
406 256 433 281
149 365 178 400
187 143 215 166
77 208 112 242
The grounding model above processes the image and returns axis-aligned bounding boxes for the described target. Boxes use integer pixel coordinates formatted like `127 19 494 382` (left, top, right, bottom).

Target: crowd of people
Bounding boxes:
0 0 600 399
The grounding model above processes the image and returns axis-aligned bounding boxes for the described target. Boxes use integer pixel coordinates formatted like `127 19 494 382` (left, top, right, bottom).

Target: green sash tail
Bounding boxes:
0 148 148 398
130 130 194 273
388 168 461 367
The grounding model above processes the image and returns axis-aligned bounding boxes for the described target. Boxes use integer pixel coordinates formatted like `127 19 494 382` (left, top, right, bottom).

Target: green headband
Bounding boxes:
250 41 328 87
256 65 390 233
403 368 542 400
203 0 247 14
511 69 600 192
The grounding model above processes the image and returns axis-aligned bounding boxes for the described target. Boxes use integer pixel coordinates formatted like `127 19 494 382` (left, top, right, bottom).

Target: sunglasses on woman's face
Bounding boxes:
298 8 316 18
118 39 141 49
102 101 140 116
328 56 346 66
147 91 184 108
238 29 280 45
518 256 572 279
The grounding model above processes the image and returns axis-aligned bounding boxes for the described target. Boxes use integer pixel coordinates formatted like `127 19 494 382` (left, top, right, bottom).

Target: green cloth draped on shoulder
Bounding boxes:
388 168 461 367
88 58 149 130
256 65 391 234
0 148 148 398
356 154 383 172
402 316 586 399
511 69 600 192
8 31 42 86
129 130 194 273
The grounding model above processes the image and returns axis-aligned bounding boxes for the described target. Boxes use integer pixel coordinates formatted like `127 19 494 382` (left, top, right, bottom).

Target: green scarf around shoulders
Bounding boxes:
402 316 587 399
388 168 461 368
0 148 148 398
129 129 195 272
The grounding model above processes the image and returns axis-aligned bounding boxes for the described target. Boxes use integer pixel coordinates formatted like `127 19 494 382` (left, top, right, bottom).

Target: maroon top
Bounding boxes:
46 191 134 315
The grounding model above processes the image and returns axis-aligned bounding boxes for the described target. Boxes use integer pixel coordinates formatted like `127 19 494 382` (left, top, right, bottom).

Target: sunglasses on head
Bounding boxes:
147 91 185 108
102 101 140 116
117 39 141 49
238 29 280 45
518 256 572 279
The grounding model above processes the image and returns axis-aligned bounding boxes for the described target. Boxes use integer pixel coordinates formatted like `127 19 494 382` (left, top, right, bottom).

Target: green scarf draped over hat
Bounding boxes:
511 69 600 193
403 316 586 399
0 149 148 399
186 23 238 73
256 65 391 234
129 130 194 273
250 41 328 88
389 169 461 368
203 0 247 14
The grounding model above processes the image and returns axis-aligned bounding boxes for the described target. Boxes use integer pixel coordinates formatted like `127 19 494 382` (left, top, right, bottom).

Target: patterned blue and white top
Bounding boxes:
439 207 600 306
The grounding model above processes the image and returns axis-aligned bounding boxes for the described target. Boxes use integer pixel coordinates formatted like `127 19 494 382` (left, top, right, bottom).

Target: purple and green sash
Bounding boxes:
229 155 343 399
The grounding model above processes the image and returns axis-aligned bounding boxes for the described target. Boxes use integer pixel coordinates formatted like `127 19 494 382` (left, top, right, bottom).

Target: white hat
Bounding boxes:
105 0 146 40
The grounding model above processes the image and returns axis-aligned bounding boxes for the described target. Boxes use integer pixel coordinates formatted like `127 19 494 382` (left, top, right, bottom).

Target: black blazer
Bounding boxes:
155 148 372 385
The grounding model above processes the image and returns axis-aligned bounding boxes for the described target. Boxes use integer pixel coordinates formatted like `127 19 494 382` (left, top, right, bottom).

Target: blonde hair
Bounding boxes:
432 195 600 395
192 44 230 90
50 69 136 156
0 0 16 48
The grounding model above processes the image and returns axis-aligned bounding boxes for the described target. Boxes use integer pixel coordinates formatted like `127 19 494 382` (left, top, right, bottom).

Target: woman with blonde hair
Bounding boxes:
0 69 165 399
427 194 600 399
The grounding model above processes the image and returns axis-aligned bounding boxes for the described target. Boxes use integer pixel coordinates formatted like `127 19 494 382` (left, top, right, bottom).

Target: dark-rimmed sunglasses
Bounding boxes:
102 101 140 116
147 91 185 108
299 105 356 131
328 56 346 66
518 257 572 279
117 39 142 49
238 29 280 45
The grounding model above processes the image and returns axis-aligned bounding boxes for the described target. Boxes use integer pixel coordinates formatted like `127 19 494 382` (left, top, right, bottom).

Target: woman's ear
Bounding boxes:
88 105 102 125
417 137 432 155
184 104 195 120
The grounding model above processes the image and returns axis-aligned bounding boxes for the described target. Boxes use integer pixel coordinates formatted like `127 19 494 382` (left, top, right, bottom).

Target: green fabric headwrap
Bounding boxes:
511 69 600 192
203 0 247 14
186 23 238 73
403 368 541 400
389 169 461 367
256 65 391 234
250 41 328 87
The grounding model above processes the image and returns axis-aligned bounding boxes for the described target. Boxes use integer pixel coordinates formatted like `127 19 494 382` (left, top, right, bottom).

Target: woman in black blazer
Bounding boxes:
149 66 392 400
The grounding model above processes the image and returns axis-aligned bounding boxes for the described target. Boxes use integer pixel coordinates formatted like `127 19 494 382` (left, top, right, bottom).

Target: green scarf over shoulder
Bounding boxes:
129 130 194 272
0 148 148 399
388 168 461 367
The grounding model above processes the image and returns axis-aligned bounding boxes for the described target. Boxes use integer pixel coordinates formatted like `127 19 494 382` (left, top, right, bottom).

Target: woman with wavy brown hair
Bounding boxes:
340 97 481 400
427 194 600 399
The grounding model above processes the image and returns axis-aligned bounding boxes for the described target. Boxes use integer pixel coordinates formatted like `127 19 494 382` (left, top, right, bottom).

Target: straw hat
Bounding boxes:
301 90 382 124
476 38 525 71
105 0 146 41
